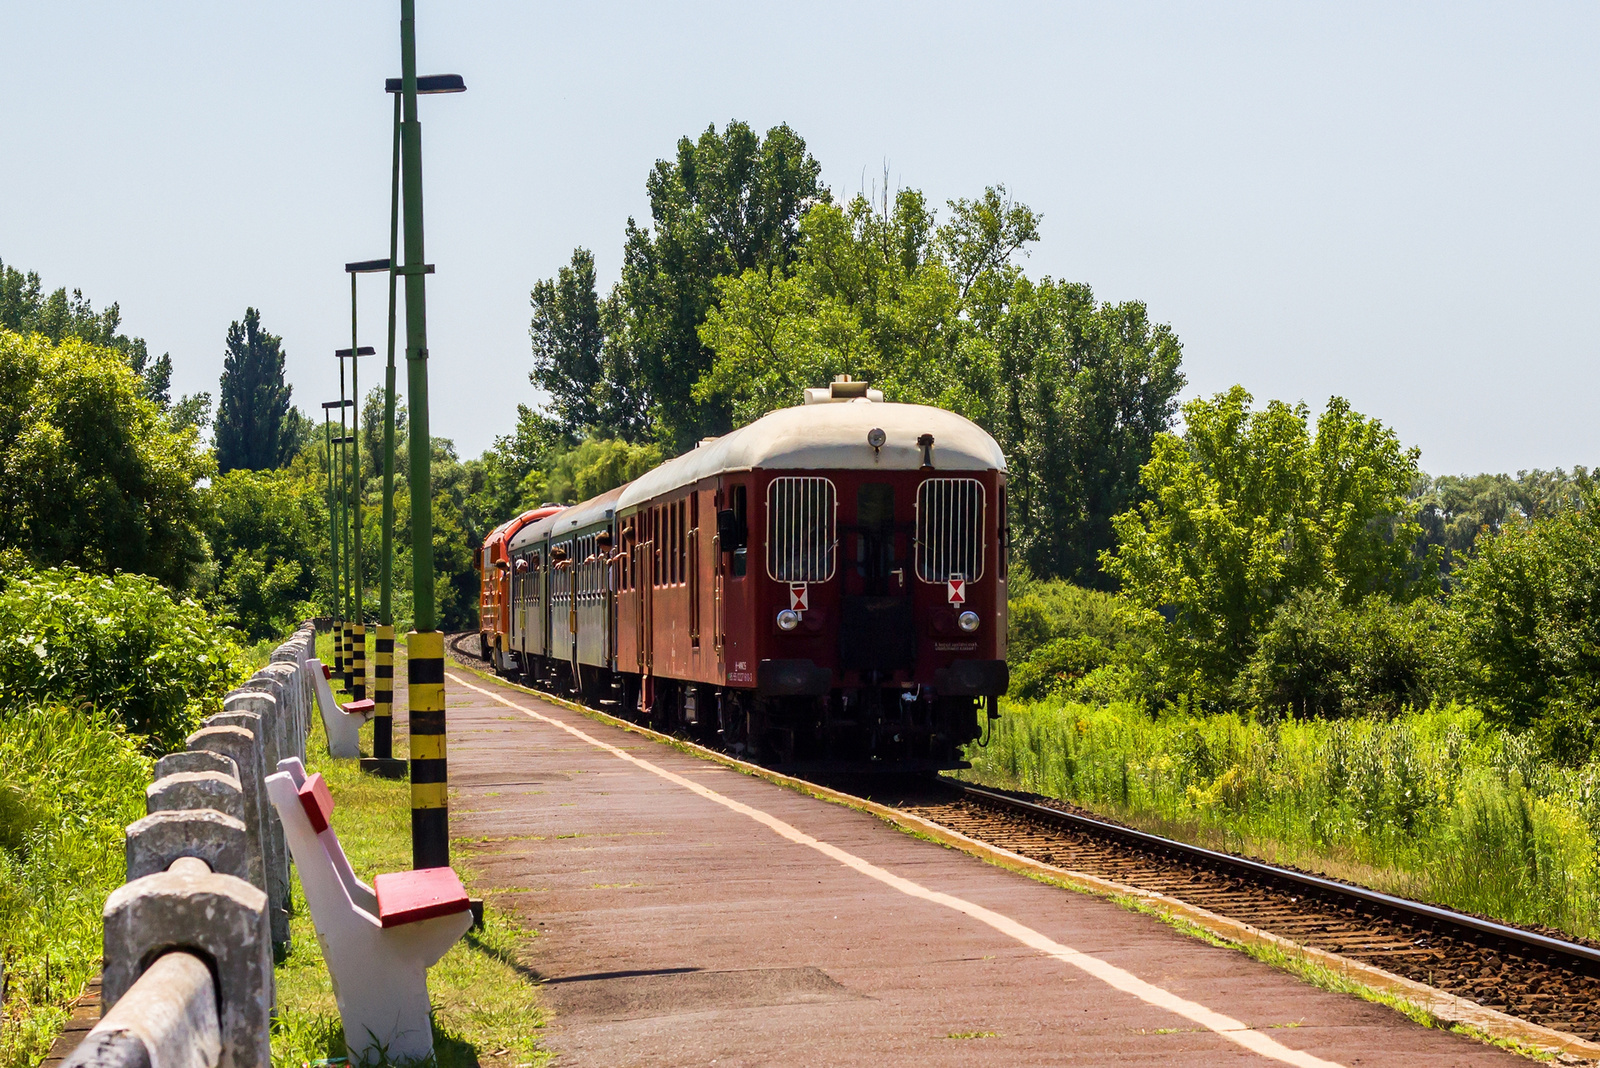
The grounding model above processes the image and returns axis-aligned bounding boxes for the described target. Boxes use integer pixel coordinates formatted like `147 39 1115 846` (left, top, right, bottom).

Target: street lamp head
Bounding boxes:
384 74 465 94
345 258 391 274
322 399 355 409
335 347 377 358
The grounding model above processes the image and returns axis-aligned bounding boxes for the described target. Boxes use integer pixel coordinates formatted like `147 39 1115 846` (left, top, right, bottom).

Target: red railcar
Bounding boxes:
477 504 564 671
501 379 1009 767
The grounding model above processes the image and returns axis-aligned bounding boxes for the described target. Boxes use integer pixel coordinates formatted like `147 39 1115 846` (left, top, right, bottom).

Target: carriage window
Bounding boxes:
766 477 837 583
998 484 1008 579
915 478 985 583
730 484 747 578
676 499 687 584
668 503 678 585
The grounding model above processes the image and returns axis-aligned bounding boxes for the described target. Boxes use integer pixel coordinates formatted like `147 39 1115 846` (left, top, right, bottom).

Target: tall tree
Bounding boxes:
1103 388 1429 698
528 249 650 441
981 277 1185 585
214 308 295 473
614 121 827 449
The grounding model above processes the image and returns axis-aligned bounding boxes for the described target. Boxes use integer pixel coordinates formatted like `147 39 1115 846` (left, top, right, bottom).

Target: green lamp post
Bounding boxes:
360 69 462 781
344 261 387 707
320 402 349 668
394 0 465 869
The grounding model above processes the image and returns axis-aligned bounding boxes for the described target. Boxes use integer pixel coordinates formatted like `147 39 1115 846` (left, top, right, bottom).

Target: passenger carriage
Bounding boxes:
488 377 1009 767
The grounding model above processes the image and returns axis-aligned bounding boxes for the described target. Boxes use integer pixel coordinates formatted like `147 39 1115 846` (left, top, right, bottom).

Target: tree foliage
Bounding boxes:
1448 478 1600 757
1239 589 1441 718
1104 387 1428 699
1411 468 1589 581
611 121 827 449
695 184 1183 587
214 307 296 473
0 257 218 427
205 467 324 640
0 331 211 587
529 249 648 441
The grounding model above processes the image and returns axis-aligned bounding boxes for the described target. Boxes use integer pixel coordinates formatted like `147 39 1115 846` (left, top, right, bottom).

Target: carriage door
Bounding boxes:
841 481 915 675
688 493 701 651
565 540 579 673
634 537 655 675
605 527 618 669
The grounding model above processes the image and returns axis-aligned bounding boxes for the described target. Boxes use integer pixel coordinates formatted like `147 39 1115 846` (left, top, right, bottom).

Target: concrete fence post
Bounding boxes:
257 663 308 762
126 809 252 883
189 721 285 947
231 673 296 768
100 857 271 1068
154 750 238 783
145 773 246 828
219 694 290 921
62 625 317 1068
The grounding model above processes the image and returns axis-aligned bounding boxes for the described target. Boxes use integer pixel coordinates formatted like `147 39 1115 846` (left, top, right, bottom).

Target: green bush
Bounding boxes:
1447 477 1600 759
0 330 212 588
1006 573 1150 702
1238 589 1441 717
0 566 243 751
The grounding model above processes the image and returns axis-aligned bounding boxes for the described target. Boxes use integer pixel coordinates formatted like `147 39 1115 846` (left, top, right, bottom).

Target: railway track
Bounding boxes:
443 633 1600 1046
900 783 1600 1044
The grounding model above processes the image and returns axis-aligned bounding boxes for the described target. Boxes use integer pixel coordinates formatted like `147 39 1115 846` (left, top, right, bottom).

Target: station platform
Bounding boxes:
441 666 1520 1067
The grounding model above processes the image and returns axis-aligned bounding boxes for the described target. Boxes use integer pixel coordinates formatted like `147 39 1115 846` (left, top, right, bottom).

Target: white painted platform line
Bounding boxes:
449 673 1346 1068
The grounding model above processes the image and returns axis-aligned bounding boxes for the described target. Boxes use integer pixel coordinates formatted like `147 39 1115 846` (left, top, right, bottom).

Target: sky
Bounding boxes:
1 2 1595 476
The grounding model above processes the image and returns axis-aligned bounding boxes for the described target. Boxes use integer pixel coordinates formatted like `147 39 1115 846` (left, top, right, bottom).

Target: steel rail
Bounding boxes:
954 780 1600 971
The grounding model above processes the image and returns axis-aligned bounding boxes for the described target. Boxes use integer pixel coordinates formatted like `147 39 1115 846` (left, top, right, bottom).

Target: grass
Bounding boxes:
0 707 151 1068
273 638 549 1068
963 699 1600 940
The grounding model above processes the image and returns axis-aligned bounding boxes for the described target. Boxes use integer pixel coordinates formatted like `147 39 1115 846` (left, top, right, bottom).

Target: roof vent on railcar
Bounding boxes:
803 373 884 405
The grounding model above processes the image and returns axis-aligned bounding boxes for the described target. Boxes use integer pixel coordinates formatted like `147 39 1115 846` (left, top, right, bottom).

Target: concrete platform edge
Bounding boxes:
444 654 1599 1064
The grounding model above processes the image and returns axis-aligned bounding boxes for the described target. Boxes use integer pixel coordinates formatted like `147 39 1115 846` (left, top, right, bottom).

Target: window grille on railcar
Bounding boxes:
915 477 985 583
766 476 837 583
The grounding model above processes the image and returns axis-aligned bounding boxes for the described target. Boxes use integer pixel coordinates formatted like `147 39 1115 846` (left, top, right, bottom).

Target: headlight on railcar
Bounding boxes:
776 608 801 631
958 610 980 633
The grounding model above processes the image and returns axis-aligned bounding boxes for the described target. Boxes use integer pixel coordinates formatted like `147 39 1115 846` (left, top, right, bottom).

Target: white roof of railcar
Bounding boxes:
507 483 628 553
616 400 1005 512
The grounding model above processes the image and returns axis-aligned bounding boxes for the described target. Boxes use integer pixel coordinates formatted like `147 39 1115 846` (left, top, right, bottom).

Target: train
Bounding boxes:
475 376 1009 767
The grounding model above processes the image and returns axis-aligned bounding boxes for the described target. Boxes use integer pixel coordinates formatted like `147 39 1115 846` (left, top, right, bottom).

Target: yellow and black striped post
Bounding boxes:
373 625 394 750
342 624 354 688
333 619 345 680
359 624 408 778
351 622 367 701
408 630 449 867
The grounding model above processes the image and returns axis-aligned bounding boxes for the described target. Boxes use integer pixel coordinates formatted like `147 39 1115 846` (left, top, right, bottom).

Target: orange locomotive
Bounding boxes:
477 504 564 672
485 378 1009 768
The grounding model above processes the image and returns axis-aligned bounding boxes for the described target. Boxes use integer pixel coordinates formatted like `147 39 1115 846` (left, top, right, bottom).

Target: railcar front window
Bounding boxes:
915 478 985 583
766 477 837 583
